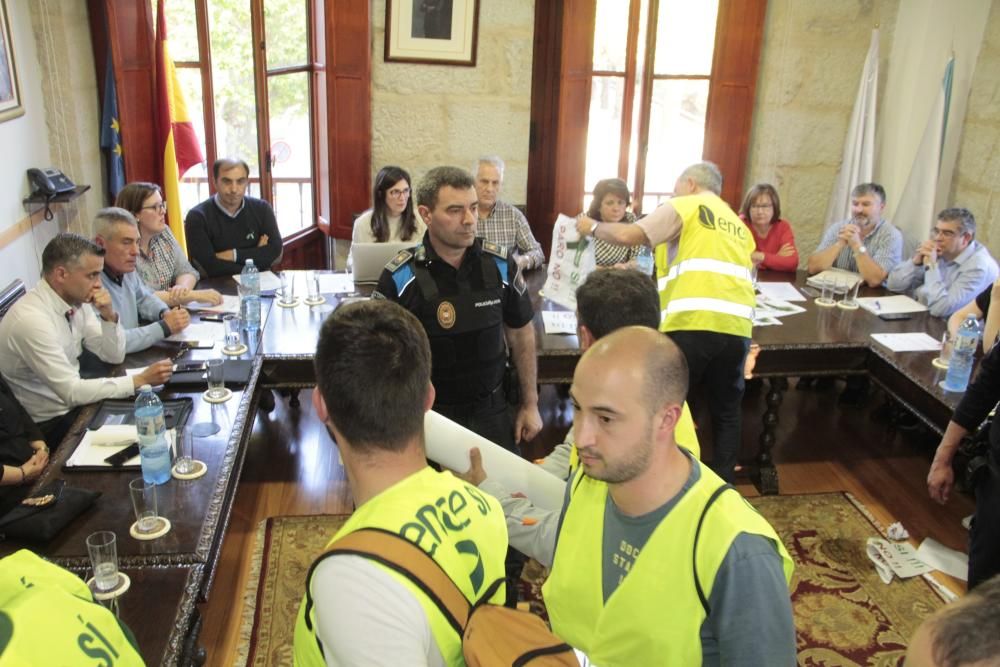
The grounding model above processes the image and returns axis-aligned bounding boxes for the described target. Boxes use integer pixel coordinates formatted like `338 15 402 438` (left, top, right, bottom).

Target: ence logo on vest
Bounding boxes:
437 301 456 329
398 484 494 593
697 205 748 241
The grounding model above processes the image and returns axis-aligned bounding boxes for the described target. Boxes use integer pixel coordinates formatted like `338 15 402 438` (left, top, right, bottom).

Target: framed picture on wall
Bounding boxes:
0 0 23 123
385 0 480 67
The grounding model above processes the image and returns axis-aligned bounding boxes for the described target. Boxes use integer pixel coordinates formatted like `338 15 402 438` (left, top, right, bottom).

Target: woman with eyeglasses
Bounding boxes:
738 183 799 273
352 166 426 243
115 182 222 306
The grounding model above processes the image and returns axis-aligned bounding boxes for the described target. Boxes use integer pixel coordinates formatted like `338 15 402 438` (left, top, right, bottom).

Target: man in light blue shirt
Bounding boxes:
887 207 998 318
807 182 903 287
93 207 190 353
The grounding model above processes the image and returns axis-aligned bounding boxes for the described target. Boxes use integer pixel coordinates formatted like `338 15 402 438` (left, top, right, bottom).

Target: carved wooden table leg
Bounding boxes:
753 377 785 495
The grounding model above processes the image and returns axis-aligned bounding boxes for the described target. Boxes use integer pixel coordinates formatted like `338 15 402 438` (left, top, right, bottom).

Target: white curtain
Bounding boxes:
893 59 954 256
824 29 879 229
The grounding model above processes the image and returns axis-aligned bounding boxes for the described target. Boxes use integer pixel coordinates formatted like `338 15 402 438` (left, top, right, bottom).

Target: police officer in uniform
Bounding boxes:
374 165 542 454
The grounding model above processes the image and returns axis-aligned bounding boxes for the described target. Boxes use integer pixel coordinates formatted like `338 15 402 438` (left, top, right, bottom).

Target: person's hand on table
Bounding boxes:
133 359 174 389
168 284 191 305
162 307 191 334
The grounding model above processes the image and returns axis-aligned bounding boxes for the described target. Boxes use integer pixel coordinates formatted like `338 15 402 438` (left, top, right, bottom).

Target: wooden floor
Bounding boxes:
198 380 974 665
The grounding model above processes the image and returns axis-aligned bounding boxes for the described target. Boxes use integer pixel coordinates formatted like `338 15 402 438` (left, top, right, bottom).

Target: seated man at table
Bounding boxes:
807 182 903 287
455 268 700 567
184 157 283 278
541 327 795 665
0 234 173 447
293 300 508 666
886 207 998 318
93 207 191 353
474 156 545 271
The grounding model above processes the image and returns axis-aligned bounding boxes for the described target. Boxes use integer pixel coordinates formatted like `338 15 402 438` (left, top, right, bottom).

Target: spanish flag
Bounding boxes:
154 0 203 251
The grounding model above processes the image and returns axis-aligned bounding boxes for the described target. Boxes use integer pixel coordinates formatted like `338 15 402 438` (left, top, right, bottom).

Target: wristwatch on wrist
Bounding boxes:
855 245 868 255
590 222 601 238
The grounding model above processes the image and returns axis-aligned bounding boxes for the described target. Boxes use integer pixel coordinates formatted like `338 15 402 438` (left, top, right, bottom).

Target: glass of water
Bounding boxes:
129 478 159 534
174 425 195 475
87 531 119 591
280 271 295 304
206 358 225 399
307 271 321 302
223 315 242 351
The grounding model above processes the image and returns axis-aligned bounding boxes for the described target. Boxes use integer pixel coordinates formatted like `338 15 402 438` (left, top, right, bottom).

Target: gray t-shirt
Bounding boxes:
584 451 797 666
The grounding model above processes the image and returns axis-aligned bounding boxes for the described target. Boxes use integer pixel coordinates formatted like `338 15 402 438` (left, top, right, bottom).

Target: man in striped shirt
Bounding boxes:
473 156 545 271
807 182 903 287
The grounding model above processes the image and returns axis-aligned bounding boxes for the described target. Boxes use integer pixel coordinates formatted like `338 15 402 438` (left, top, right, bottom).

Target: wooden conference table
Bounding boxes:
3 267 968 663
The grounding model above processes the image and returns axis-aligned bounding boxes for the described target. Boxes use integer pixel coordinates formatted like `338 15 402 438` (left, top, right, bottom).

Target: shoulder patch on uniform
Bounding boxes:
481 241 508 259
385 250 413 272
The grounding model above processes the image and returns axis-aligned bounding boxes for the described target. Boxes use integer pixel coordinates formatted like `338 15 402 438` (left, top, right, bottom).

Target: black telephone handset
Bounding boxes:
27 167 76 196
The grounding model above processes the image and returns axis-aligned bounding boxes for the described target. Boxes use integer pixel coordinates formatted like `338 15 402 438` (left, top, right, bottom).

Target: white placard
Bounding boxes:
757 282 806 302
542 311 578 335
232 270 282 291
423 411 565 511
318 273 356 295
870 332 942 352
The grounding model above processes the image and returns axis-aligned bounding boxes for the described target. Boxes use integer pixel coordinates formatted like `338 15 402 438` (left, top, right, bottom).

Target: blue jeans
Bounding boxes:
666 330 750 483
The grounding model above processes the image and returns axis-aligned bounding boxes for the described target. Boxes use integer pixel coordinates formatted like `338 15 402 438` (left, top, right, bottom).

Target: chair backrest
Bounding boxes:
0 279 26 320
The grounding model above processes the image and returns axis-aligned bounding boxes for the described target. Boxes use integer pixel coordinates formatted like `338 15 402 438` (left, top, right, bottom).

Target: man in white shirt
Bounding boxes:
0 234 173 447
93 207 190 353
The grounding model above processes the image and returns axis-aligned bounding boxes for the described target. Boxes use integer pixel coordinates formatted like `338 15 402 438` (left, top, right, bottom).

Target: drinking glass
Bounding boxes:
223 315 242 351
206 359 225 399
87 531 119 591
306 271 321 302
838 279 861 309
816 278 836 307
280 271 295 304
129 479 159 534
174 425 195 475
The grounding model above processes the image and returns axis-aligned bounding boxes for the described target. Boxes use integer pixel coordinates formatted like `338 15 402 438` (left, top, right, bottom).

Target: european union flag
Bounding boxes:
100 53 125 200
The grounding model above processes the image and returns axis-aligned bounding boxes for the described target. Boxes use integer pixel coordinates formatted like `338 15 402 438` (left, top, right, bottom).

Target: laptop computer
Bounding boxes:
351 241 419 284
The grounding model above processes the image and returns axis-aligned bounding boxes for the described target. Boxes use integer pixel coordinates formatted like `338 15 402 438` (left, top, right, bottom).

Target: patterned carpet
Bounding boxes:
235 492 951 666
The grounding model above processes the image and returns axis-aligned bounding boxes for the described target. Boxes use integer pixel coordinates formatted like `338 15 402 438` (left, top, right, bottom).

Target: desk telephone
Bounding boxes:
27 167 76 196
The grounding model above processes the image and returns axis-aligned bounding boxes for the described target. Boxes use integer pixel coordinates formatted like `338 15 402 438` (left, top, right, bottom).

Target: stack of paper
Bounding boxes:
753 294 807 328
187 294 241 314
232 270 282 291
806 268 863 290
65 425 176 468
856 295 928 315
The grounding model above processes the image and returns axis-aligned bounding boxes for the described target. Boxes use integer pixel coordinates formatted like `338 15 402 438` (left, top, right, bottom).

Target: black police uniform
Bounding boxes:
374 234 534 453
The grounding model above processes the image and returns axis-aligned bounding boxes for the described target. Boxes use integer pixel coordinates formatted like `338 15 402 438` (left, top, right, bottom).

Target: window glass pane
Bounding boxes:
641 79 709 198
268 72 313 237
584 76 624 193
209 1 260 179
161 0 200 62
265 0 308 70
592 0 630 72
175 68 208 214
653 0 718 75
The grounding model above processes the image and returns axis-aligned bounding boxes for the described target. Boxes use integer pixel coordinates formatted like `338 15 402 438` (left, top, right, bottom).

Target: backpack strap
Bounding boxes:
692 483 736 618
304 528 472 639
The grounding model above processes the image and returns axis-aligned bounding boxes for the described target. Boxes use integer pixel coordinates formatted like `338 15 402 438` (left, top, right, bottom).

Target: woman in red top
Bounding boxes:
738 183 799 273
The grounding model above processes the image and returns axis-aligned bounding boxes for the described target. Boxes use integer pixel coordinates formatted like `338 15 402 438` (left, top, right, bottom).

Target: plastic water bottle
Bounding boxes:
635 245 655 276
240 259 261 331
135 385 171 484
943 315 982 392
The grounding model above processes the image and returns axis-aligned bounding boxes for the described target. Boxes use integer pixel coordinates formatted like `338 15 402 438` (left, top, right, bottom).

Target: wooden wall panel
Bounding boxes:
704 0 768 208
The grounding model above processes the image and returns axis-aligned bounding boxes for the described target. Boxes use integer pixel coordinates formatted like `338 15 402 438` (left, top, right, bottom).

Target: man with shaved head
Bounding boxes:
541 327 796 666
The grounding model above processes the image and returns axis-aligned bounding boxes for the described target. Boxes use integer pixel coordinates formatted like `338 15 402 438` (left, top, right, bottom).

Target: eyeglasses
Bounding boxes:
141 202 168 213
387 188 410 198
931 227 958 239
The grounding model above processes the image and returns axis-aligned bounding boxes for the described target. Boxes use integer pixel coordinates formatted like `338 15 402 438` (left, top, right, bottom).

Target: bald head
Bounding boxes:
579 327 689 414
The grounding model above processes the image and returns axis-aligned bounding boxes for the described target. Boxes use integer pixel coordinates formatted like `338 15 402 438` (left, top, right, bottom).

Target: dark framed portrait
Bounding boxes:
0 0 23 122
385 0 480 66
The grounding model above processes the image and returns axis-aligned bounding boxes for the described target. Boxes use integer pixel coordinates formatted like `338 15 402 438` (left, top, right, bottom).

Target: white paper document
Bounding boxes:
317 273 356 295
755 295 806 319
166 321 224 343
757 282 806 302
866 537 933 583
423 411 565 511
753 315 783 327
806 268 863 290
66 426 176 468
542 310 578 335
916 538 969 581
232 270 282 292
857 295 928 315
187 294 241 314
870 332 942 352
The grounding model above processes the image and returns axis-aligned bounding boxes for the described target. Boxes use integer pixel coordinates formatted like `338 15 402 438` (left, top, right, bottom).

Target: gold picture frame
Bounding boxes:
0 0 23 123
385 0 480 67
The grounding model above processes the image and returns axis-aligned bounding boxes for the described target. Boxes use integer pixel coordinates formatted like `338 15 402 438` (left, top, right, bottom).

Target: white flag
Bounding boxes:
825 29 879 228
